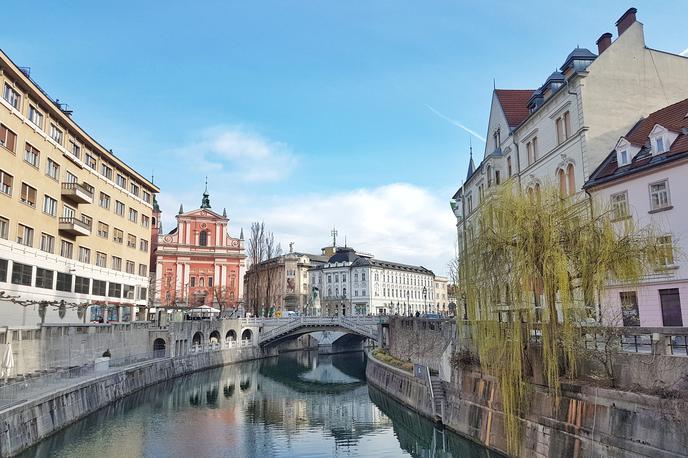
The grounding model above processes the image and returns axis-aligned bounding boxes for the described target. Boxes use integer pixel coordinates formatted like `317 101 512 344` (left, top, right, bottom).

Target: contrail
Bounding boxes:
680 48 688 56
425 104 486 142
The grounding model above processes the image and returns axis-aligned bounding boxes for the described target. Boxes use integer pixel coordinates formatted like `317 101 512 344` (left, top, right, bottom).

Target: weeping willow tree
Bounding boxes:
460 184 660 455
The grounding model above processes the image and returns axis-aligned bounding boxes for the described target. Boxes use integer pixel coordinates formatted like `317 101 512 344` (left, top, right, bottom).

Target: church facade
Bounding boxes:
151 188 245 313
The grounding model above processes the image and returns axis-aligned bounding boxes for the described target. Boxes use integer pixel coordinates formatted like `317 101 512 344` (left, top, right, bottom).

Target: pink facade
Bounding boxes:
152 193 245 310
585 99 688 327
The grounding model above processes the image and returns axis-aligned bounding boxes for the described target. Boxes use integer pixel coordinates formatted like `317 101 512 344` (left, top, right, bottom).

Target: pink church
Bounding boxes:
585 98 688 327
151 187 245 312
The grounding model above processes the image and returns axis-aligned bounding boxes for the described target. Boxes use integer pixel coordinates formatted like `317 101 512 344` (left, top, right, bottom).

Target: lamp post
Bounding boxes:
405 290 409 316
422 286 427 314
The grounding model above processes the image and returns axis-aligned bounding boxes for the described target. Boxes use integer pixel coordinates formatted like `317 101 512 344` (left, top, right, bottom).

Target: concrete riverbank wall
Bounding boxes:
0 340 314 457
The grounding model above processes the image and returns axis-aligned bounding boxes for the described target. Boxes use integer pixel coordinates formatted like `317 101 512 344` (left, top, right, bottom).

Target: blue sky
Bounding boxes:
2 1 686 274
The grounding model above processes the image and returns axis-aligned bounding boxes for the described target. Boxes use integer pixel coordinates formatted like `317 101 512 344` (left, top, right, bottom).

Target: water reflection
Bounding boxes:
21 351 496 458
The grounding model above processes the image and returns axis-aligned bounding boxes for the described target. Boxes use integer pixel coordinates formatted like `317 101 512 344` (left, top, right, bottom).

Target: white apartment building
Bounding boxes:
452 8 688 262
308 247 440 316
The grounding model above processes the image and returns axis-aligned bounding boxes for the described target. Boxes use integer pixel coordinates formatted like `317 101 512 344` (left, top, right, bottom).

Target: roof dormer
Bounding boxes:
648 124 678 155
614 137 639 167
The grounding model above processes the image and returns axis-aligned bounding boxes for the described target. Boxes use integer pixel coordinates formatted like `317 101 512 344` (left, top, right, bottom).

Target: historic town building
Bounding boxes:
152 187 245 314
0 50 159 325
451 8 688 318
243 246 329 316
584 98 688 327
309 247 443 316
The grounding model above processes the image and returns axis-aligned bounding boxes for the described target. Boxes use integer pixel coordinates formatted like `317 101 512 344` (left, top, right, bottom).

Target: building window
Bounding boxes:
486 165 492 187
85 153 96 170
111 256 122 271
655 137 666 154
28 105 43 129
99 192 110 209
141 215 150 228
199 230 208 246
2 83 21 110
97 221 109 238
113 228 123 244
56 272 72 292
138 264 148 277
45 158 60 180
69 140 80 159
50 124 63 145
126 261 135 274
0 258 7 282
656 235 674 267
40 233 55 253
24 143 39 168
0 169 12 196
566 164 575 195
190 276 196 287
20 183 36 207
610 192 629 220
123 284 135 299
208 277 213 287
127 234 136 248
17 224 33 247
35 268 54 289
139 239 149 252
142 191 151 203
649 180 670 211
93 279 106 296
75 276 90 294
128 208 138 223
60 240 73 258
63 204 75 219
130 182 139 197
0 217 7 239
65 171 77 183
96 251 107 267
115 201 125 216
42 195 57 216
659 288 683 327
108 282 122 298
11 262 32 286
0 124 17 152
116 174 127 188
618 150 629 166
100 163 113 180
527 137 538 165
78 246 91 264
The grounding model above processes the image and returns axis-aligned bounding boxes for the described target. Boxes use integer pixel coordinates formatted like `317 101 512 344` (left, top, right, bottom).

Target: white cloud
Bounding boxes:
169 126 298 183
681 48 688 56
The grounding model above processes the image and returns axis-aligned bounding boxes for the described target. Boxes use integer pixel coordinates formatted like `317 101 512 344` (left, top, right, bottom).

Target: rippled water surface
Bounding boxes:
22 351 500 457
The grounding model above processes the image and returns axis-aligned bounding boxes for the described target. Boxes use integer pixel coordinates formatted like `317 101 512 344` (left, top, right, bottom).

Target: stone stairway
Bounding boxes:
430 377 445 423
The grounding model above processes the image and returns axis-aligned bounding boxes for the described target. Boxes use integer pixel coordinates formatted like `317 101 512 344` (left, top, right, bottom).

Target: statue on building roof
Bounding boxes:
200 176 211 209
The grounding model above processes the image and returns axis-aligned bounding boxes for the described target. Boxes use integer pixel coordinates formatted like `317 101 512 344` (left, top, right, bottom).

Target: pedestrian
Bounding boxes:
102 349 111 358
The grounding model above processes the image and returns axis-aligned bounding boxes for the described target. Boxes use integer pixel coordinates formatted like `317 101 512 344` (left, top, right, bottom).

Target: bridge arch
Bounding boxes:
257 316 384 348
153 338 167 356
209 330 221 343
192 331 204 346
226 330 237 342
241 329 253 341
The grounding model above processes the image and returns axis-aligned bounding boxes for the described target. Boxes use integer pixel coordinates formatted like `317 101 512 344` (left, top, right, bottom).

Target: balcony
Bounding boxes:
61 182 94 204
59 217 92 236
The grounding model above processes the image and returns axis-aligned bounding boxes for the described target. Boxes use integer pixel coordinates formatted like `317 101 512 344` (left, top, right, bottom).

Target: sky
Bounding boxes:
1 1 686 275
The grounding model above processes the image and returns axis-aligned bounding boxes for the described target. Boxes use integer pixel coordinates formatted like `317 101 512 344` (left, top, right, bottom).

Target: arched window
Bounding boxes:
558 169 567 197
566 164 575 196
487 165 492 187
199 231 208 246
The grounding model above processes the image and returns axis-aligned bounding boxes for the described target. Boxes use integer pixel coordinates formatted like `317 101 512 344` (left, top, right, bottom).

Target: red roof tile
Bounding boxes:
495 89 534 128
625 98 688 145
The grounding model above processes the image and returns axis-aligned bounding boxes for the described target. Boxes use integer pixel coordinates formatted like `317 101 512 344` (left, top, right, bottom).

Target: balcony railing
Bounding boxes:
61 182 94 204
59 216 92 236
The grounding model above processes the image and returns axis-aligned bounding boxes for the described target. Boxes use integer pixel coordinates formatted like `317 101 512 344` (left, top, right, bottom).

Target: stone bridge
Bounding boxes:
255 316 388 347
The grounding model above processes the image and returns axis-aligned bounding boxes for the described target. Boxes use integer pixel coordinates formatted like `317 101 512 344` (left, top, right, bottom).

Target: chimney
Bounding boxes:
596 33 613 54
615 7 637 36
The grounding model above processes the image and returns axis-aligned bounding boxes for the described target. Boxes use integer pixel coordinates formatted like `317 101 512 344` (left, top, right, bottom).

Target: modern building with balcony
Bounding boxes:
0 49 159 325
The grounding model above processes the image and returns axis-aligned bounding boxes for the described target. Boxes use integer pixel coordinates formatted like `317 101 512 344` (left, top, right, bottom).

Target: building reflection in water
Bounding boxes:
20 351 495 458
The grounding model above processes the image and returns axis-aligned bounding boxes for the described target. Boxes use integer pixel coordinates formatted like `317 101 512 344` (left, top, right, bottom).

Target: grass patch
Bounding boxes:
371 347 413 372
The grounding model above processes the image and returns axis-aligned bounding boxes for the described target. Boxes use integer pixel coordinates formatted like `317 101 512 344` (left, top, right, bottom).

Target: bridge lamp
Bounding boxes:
423 286 427 314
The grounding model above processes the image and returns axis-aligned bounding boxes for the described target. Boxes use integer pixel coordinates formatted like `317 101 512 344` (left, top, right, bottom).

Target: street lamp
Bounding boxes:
405 290 409 316
422 286 427 314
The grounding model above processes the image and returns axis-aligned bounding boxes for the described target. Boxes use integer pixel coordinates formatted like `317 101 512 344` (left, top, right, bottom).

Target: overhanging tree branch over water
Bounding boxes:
459 185 662 455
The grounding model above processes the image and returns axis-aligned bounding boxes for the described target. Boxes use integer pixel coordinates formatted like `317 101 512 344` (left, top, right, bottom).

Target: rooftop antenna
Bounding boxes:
331 227 338 247
344 236 347 248
493 77 496 90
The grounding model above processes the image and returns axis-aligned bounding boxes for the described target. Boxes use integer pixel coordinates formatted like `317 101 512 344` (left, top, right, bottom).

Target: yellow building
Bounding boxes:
0 49 159 325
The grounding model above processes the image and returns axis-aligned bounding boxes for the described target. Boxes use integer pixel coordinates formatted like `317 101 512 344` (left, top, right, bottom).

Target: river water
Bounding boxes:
21 351 500 458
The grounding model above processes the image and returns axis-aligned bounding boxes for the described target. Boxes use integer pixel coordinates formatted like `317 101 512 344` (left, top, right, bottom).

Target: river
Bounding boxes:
20 351 500 457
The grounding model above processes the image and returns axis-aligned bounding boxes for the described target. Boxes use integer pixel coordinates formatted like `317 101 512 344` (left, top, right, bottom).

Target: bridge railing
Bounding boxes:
258 315 385 343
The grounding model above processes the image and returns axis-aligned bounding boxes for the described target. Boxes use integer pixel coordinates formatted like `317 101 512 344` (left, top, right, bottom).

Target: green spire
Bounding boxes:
200 176 211 209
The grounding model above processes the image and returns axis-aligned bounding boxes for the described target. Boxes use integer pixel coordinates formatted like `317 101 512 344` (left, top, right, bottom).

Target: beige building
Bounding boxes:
0 50 159 325
243 249 328 316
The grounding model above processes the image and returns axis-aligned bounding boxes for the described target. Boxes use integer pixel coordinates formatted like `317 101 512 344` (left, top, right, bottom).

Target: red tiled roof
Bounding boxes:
495 89 534 128
625 98 688 145
584 98 688 187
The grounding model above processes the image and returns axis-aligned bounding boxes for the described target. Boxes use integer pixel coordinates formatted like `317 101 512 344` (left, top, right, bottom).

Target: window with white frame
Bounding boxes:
0 217 7 239
115 201 125 216
24 143 39 167
69 139 81 159
40 233 55 253
0 124 17 152
20 183 37 207
96 251 107 268
116 173 126 188
656 235 674 267
649 180 670 211
0 169 13 195
43 195 57 216
111 256 122 271
78 246 91 264
2 83 20 110
610 191 629 220
100 163 113 180
45 158 59 180
99 192 110 209
50 124 63 144
17 224 34 247
28 105 43 129
85 153 96 169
